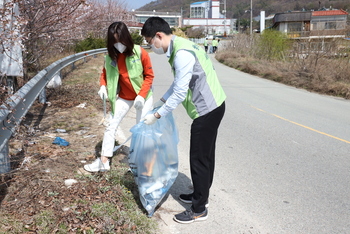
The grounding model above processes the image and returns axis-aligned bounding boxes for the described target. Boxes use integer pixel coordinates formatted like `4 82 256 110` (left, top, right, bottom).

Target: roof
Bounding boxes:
126 22 143 27
273 12 312 23
312 9 348 16
191 1 208 5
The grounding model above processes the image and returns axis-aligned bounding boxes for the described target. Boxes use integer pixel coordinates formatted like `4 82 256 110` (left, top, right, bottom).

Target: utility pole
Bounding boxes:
250 0 253 36
224 0 226 36
220 0 227 36
180 7 183 27
224 0 227 36
206 2 209 36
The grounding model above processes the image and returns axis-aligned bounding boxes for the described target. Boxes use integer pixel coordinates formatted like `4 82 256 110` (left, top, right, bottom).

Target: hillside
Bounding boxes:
137 0 350 19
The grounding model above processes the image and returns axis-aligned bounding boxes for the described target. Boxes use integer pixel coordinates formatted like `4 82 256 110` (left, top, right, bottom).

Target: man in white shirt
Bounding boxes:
141 17 226 224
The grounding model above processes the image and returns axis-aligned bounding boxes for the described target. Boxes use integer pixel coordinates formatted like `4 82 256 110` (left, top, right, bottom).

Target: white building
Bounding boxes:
183 0 235 36
132 10 183 28
130 0 235 36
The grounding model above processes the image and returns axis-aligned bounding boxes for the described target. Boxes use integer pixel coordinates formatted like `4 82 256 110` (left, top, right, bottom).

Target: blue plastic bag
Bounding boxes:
129 109 179 217
52 137 69 146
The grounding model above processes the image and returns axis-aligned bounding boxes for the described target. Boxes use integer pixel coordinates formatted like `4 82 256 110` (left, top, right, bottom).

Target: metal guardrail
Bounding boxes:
0 48 107 173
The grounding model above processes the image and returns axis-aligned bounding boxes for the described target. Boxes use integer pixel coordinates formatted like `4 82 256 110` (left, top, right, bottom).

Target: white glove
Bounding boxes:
134 95 145 110
153 99 165 109
98 85 107 100
144 113 158 125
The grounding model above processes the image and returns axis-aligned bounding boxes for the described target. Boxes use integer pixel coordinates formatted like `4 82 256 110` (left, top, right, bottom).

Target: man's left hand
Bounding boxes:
144 113 158 125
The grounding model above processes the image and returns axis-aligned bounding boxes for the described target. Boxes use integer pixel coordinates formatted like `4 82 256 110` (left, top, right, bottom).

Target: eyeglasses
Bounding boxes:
146 36 155 46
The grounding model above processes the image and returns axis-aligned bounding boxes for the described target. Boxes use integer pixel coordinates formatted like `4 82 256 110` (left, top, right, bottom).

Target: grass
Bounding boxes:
83 168 158 233
0 157 158 234
0 53 158 234
35 210 57 233
216 35 350 99
0 217 24 234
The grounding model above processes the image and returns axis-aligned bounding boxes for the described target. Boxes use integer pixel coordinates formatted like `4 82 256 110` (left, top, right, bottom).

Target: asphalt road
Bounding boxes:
119 52 350 234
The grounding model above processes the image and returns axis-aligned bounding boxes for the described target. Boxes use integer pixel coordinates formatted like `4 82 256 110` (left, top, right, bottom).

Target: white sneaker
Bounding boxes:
84 158 110 172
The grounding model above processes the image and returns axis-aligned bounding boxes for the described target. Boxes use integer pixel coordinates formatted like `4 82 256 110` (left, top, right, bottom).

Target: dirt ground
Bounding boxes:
0 57 157 233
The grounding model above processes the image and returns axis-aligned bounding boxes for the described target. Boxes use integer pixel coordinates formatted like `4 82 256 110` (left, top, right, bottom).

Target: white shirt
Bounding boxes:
157 40 196 117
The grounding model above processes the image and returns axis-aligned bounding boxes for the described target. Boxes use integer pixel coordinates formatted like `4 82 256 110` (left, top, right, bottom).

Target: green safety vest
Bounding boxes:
105 45 152 114
212 40 218 46
168 36 226 119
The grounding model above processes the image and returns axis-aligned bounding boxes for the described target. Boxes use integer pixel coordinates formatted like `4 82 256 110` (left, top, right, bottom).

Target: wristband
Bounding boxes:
154 112 161 119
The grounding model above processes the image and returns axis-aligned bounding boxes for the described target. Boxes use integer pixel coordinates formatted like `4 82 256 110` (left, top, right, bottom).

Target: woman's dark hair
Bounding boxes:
141 17 172 38
107 21 134 60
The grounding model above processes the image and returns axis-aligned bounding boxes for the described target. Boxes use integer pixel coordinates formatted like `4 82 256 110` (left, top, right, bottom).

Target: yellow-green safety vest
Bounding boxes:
168 36 226 119
104 45 152 114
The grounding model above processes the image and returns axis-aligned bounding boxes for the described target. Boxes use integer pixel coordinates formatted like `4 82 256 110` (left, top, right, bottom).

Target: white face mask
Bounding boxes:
151 37 165 54
114 42 126 53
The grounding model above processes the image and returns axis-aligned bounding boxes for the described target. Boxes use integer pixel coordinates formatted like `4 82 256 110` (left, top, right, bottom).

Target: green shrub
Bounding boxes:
255 29 291 61
74 35 106 52
131 31 144 45
74 31 146 51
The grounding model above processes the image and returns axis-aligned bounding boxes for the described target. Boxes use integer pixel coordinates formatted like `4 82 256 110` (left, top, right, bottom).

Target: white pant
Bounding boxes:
101 96 153 157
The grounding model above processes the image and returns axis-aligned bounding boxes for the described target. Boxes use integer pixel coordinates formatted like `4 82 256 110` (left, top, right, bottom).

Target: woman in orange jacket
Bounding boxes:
84 21 154 172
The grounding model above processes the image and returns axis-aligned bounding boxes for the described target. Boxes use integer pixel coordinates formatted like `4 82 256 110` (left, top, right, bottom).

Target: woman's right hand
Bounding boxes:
98 85 108 100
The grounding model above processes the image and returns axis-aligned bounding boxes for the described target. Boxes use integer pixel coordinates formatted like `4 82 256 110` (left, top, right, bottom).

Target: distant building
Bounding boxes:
272 9 348 39
183 0 235 36
272 9 349 54
130 1 235 37
131 10 182 28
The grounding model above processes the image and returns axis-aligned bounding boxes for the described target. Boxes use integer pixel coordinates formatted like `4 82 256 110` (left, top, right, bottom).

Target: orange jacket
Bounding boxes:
100 47 154 100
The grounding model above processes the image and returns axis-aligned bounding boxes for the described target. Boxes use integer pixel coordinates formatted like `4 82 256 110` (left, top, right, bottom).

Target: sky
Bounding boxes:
125 0 153 10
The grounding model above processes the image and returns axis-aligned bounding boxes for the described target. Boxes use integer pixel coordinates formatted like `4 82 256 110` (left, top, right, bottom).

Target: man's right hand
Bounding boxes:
98 85 108 100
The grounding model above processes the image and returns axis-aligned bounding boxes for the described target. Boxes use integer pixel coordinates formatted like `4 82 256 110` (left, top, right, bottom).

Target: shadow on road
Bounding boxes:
157 171 193 212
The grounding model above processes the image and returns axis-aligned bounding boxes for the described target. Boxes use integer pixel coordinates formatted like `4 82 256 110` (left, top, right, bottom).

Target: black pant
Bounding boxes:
190 101 225 213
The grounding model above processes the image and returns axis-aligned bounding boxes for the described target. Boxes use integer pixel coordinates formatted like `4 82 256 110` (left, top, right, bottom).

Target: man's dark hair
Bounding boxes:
107 21 134 61
141 17 172 38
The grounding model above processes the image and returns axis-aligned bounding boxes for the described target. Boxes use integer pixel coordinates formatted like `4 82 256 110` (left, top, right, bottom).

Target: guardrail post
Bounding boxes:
38 88 46 104
0 143 10 174
6 76 15 94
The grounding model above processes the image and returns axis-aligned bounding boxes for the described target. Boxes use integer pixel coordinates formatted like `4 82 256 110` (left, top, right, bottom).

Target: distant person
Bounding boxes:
212 38 218 53
84 21 155 172
141 17 226 224
204 38 209 53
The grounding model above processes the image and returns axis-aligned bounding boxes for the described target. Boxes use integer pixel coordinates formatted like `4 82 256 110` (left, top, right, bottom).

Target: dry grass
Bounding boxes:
216 36 350 99
0 55 158 233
